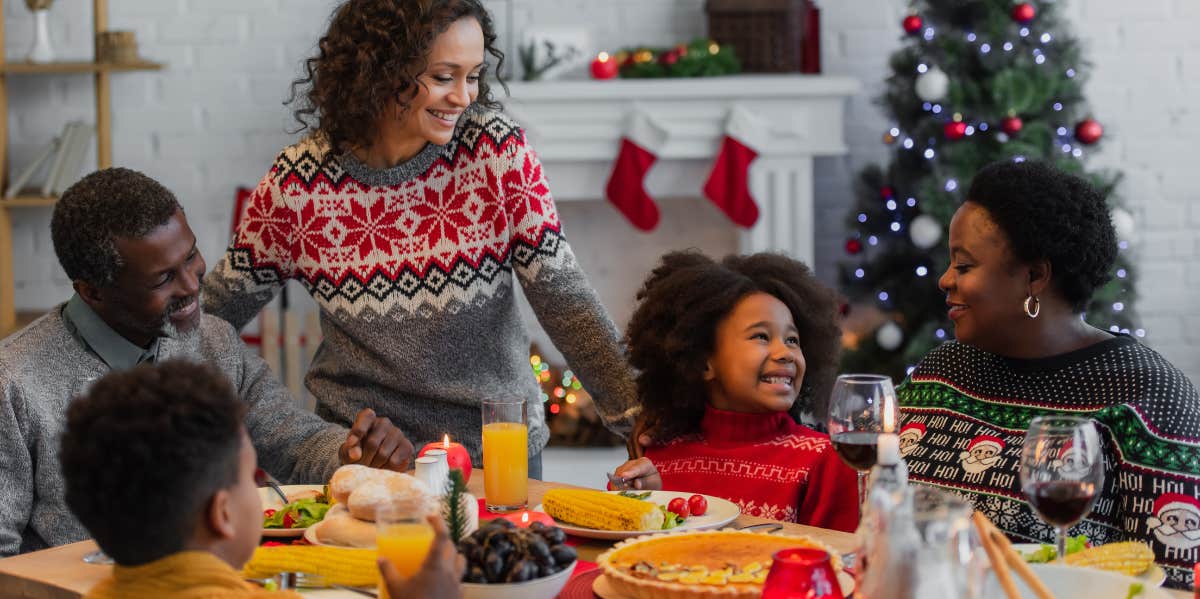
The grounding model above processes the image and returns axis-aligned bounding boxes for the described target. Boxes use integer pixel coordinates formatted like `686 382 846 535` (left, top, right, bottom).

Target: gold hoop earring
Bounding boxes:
1023 295 1040 319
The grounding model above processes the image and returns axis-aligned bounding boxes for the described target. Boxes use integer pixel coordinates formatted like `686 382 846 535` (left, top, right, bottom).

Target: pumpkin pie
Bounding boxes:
597 529 843 599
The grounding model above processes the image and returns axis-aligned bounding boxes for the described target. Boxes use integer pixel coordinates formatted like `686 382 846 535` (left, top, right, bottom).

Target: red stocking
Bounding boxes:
605 138 660 231
702 135 760 228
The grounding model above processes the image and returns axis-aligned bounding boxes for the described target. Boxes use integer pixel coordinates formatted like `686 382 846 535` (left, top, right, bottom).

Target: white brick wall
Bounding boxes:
5 0 1196 384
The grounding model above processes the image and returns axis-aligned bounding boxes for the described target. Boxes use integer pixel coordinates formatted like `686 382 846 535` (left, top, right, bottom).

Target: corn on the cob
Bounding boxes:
242 545 379 587
543 489 666 531
1064 541 1155 576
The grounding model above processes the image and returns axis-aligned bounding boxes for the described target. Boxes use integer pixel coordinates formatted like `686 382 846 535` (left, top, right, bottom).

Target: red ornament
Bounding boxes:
943 121 968 141
879 186 895 199
1011 2 1036 23
845 239 863 255
902 14 923 34
1001 115 1023 136
1075 118 1103 145
659 50 679 66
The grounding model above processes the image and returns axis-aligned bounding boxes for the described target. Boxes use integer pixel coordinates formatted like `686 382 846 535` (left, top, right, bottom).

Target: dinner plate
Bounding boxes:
534 490 740 540
259 484 327 538
1012 543 1166 587
983 563 1170 598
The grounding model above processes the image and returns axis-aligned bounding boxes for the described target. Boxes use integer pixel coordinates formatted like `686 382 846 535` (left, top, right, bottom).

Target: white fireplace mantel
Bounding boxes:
504 74 861 266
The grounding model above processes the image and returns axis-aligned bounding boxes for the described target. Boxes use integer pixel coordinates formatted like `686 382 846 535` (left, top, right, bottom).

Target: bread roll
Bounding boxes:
346 473 436 522
315 505 376 548
329 464 382 504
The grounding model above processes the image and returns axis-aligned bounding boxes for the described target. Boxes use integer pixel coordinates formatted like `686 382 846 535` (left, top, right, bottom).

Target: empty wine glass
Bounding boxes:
827 374 900 509
1019 415 1103 564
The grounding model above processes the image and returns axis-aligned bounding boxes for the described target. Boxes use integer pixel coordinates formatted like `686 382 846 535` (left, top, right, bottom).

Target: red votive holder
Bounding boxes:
590 52 619 79
499 509 556 528
761 547 844 599
418 434 472 483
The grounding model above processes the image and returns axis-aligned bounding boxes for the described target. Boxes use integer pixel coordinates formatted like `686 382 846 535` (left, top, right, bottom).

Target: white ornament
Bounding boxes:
1111 208 1137 242
909 215 943 249
26 9 55 63
915 66 949 102
876 321 903 351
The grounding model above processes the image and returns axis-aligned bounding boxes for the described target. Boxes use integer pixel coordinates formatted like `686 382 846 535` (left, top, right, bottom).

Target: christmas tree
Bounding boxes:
839 0 1140 380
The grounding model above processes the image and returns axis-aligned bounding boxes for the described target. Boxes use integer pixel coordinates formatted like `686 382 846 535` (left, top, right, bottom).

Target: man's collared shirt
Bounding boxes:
61 294 159 370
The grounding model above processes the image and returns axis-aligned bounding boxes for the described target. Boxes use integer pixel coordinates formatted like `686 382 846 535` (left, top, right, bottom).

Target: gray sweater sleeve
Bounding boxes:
0 366 33 557
505 137 639 436
209 320 345 483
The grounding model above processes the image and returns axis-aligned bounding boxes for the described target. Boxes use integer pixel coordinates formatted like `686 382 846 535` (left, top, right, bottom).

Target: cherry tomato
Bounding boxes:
263 509 276 518
688 494 708 516
282 511 297 528
667 497 689 518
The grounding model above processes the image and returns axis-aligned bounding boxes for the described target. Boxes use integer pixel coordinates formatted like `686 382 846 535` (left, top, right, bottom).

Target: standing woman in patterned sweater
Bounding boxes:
201 0 637 476
610 251 859 531
896 160 1200 588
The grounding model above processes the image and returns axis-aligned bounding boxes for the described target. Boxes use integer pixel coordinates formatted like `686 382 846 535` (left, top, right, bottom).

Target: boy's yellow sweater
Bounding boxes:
86 550 302 599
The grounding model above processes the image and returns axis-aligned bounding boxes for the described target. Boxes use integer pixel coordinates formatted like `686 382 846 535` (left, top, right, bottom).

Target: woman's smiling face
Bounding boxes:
396 17 485 147
939 201 1031 354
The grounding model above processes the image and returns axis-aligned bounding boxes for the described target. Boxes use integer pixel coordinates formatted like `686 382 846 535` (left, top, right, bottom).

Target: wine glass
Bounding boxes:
1019 415 1103 564
827 374 899 509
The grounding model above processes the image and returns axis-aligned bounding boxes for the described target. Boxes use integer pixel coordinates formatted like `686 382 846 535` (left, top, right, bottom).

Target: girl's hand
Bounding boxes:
611 457 662 491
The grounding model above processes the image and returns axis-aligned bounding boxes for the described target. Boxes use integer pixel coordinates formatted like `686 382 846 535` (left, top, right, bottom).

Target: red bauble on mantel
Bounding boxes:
943 120 968 141
1011 2 1036 24
1001 115 1023 136
902 14 923 34
845 238 863 255
1074 118 1103 145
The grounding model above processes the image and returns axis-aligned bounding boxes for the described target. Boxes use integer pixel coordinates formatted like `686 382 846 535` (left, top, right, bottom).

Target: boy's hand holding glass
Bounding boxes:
378 512 465 599
611 457 663 491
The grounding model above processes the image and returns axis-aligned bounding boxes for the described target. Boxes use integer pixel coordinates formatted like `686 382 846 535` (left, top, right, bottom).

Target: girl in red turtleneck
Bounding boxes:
611 251 858 532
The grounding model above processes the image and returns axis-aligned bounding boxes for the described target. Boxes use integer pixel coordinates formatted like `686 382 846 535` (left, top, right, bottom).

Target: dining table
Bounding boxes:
0 473 1190 598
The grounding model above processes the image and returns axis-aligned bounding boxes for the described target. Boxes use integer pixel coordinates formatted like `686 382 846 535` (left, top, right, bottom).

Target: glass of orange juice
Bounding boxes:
482 398 528 512
376 506 434 599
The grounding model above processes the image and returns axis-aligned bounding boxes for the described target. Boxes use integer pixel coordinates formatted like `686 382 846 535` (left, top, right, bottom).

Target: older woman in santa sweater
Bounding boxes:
895 160 1200 589
201 0 637 477
611 251 859 532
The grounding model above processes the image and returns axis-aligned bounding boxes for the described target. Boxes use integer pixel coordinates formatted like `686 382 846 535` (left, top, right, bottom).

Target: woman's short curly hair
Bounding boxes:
626 251 843 444
288 0 506 152
966 160 1117 311
50 167 180 288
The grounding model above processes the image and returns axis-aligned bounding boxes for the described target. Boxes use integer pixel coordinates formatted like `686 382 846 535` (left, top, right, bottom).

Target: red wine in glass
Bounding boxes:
1024 481 1097 527
832 431 879 471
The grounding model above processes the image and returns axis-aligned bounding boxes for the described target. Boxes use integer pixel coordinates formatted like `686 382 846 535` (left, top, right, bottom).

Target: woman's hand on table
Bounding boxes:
339 408 414 471
379 513 466 599
612 457 663 491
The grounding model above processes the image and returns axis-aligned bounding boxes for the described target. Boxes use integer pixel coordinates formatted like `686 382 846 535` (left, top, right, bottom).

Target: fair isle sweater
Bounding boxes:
202 107 637 465
647 406 860 532
0 307 345 557
898 337 1200 589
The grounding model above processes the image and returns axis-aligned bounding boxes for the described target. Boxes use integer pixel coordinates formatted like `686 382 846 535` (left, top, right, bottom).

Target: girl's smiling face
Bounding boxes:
704 292 807 414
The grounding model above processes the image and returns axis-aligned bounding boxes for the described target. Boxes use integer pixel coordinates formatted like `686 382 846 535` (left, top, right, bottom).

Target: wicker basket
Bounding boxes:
706 0 813 73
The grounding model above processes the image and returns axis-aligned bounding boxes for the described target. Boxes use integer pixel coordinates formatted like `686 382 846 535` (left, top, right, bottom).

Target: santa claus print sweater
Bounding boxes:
897 336 1200 589
201 106 637 465
646 405 860 532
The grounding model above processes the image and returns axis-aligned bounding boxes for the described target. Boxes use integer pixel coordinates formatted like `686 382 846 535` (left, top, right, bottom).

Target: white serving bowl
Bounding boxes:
982 563 1171 598
460 560 576 599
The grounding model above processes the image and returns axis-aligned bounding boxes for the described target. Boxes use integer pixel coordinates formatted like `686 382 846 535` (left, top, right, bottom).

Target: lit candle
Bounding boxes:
418 434 472 483
590 52 619 80
499 509 556 528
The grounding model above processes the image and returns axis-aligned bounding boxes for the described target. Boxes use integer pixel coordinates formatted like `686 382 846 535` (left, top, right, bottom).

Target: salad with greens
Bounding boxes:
1022 534 1089 563
618 490 686 530
262 488 332 529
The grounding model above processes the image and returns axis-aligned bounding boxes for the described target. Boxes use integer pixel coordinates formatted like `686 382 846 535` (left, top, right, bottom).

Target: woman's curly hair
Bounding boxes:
626 251 844 445
966 160 1117 311
287 0 507 152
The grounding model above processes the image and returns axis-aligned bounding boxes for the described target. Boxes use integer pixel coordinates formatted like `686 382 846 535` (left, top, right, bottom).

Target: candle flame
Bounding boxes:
443 434 450 448
597 52 610 62
521 512 530 524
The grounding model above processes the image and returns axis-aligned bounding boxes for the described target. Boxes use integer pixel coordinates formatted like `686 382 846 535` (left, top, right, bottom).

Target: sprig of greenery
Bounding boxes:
444 469 468 544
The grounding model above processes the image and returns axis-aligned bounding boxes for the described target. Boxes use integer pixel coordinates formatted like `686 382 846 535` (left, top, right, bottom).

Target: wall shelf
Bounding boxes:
0 60 162 74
